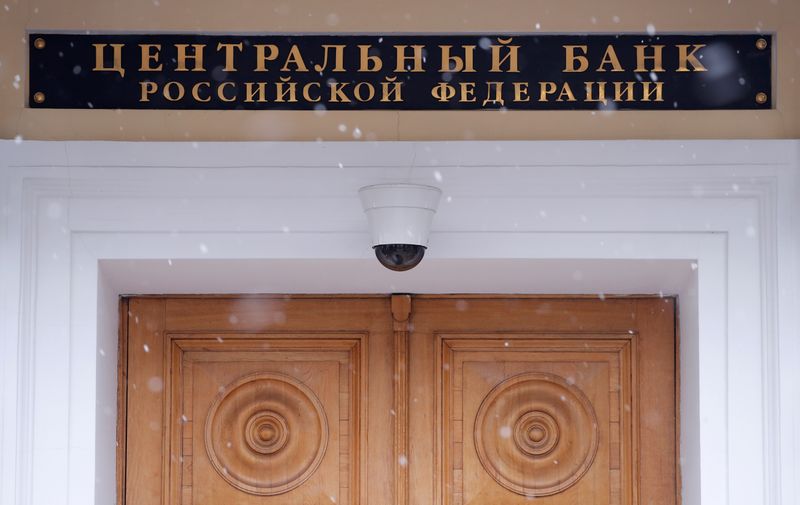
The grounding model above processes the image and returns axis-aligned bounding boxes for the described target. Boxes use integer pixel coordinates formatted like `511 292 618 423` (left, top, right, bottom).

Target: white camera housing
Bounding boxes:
358 183 442 271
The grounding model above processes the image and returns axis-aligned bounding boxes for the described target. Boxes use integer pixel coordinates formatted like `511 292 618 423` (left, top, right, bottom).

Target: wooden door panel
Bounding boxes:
122 296 676 505
442 337 632 505
123 297 394 505
124 298 167 505
170 338 361 505
410 297 676 505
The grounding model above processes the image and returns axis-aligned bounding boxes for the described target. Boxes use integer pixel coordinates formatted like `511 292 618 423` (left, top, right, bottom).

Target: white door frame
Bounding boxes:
0 140 797 505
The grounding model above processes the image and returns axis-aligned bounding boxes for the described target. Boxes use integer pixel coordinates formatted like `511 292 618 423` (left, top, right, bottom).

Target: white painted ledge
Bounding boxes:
0 140 797 505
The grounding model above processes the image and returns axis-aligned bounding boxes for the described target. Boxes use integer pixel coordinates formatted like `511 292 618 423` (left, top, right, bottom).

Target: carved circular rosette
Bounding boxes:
474 372 599 497
244 411 289 455
205 372 328 496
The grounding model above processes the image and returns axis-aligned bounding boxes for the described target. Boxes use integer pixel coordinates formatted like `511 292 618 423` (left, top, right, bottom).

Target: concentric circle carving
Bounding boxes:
205 372 328 495
244 411 289 455
474 372 598 496
514 410 560 456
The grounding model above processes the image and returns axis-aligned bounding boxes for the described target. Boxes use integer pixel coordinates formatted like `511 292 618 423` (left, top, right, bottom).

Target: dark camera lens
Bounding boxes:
373 244 426 271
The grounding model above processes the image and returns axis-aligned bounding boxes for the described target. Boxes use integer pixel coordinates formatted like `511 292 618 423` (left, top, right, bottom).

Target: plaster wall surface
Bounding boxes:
0 140 797 505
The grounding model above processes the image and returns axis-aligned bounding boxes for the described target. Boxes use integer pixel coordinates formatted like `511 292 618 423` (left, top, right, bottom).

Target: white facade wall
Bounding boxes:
0 140 798 505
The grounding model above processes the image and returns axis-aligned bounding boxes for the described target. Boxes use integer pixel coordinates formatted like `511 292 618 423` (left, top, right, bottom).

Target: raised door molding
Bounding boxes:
0 140 797 505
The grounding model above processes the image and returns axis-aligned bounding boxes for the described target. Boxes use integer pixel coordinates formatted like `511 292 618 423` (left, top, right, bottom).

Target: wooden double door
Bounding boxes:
119 295 677 505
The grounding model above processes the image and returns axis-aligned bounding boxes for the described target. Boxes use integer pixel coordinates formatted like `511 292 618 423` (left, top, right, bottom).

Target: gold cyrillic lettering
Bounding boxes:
244 82 268 103
634 45 665 72
513 82 530 102
139 44 162 72
641 81 664 101
584 82 607 104
275 77 297 102
539 81 557 101
254 44 279 71
314 45 345 72
217 81 236 102
163 81 185 101
440 45 476 72
353 82 375 102
432 82 456 102
175 44 206 72
358 45 383 72
329 82 351 102
380 76 403 102
139 81 157 102
676 44 707 72
563 45 589 72
490 37 519 72
395 45 425 72
191 82 211 102
281 45 308 72
93 43 125 77
556 82 577 101
482 82 505 106
597 45 623 72
459 82 475 102
540 82 576 102
302 82 321 102
216 42 243 72
613 81 636 102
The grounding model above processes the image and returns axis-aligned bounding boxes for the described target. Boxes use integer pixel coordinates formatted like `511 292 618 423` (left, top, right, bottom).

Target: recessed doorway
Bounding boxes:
118 294 678 505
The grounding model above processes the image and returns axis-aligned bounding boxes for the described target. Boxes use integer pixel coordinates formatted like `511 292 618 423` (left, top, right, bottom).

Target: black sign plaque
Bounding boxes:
28 32 772 111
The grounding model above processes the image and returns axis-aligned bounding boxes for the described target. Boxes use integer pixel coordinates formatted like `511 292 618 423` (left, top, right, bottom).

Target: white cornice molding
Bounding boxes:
1 139 797 505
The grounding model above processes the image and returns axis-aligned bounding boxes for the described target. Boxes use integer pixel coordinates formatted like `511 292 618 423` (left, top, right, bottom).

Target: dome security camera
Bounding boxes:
358 183 442 271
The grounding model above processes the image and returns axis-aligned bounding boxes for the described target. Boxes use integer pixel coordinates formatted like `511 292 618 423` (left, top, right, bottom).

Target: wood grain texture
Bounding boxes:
125 297 167 505
121 297 394 505
409 296 676 505
169 337 358 505
634 298 677 504
472 370 601 496
441 337 631 505
204 371 329 495
392 295 412 505
116 297 129 505
119 295 676 505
